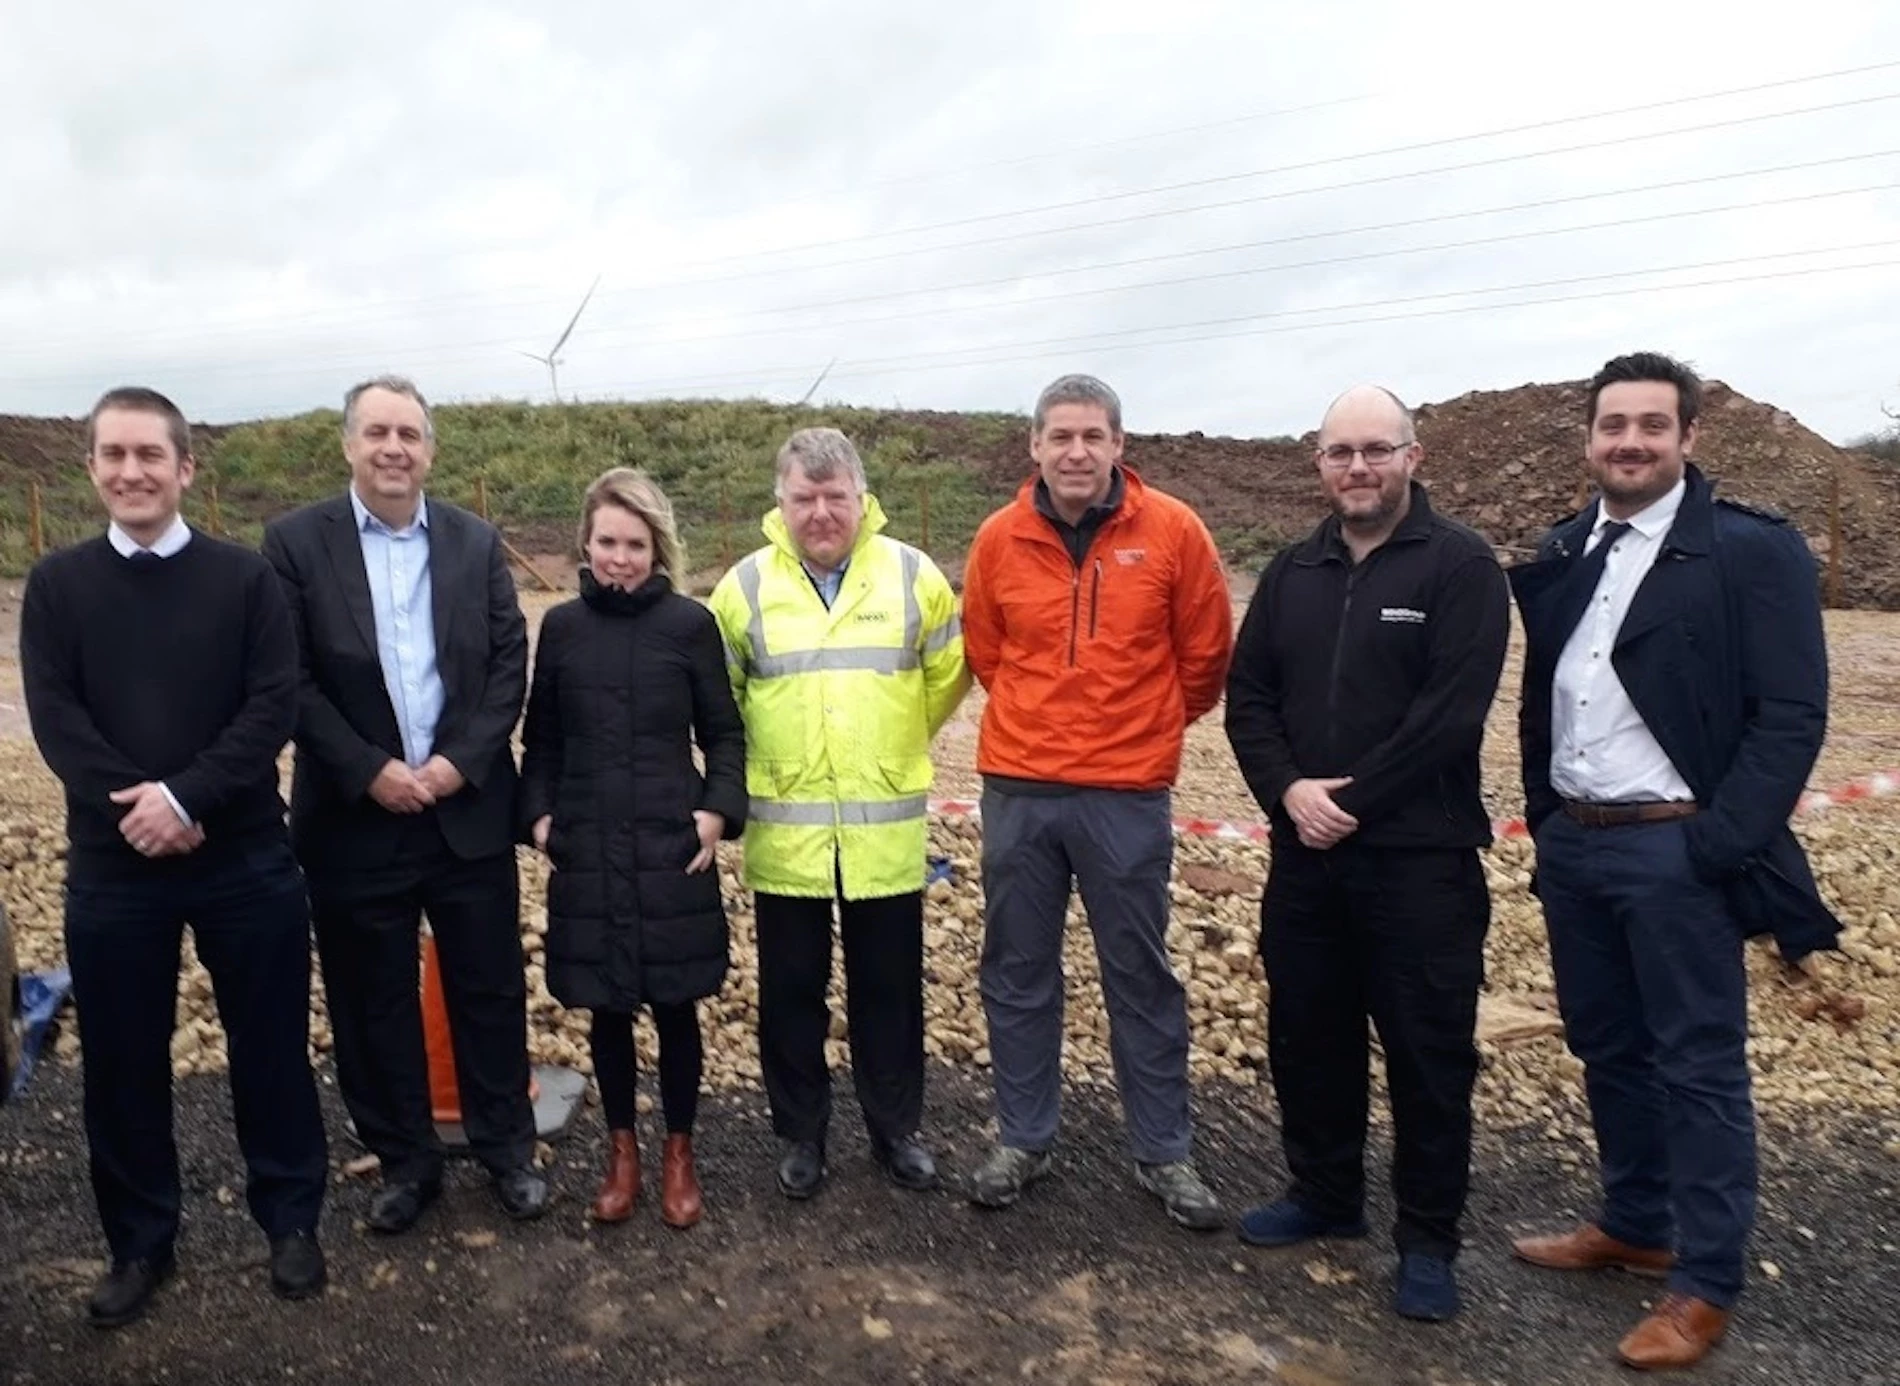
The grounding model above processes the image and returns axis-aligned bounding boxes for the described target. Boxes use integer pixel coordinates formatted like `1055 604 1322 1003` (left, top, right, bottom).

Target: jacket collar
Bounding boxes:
1012 464 1148 525
579 568 673 615
1292 480 1436 565
1556 463 1714 560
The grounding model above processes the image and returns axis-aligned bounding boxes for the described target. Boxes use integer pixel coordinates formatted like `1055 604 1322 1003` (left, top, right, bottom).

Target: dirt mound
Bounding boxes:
1101 380 1900 606
5 379 1895 603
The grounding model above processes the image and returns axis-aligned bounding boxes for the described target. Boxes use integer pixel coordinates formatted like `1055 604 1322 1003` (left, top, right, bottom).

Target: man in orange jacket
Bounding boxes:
961 373 1234 1228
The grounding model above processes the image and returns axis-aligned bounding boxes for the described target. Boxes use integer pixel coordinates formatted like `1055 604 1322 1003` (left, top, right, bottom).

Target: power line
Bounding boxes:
9 66 1897 356
11 175 1894 388
11 137 1896 368
603 257 1900 397
21 241 1892 397
569 245 1900 393
621 79 1900 266
544 182 1900 352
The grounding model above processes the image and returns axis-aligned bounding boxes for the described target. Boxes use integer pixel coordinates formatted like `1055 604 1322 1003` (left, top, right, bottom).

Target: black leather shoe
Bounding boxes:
493 1166 550 1221
776 1140 826 1200
87 1254 174 1329
875 1135 940 1192
367 1176 442 1235
268 1231 327 1301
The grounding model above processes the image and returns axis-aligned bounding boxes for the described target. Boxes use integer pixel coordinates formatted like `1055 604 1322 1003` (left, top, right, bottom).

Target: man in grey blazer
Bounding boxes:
262 376 545 1233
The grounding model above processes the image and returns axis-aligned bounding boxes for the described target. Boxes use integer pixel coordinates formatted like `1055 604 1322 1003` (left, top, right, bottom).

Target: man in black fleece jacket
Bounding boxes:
20 388 328 1329
1225 385 1509 1323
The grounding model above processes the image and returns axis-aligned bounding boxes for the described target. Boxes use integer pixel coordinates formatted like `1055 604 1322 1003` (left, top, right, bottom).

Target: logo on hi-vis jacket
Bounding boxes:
853 610 890 623
1114 548 1146 565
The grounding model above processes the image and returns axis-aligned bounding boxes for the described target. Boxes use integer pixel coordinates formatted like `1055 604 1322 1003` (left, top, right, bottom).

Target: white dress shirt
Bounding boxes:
107 514 197 825
107 514 191 559
1549 479 1695 805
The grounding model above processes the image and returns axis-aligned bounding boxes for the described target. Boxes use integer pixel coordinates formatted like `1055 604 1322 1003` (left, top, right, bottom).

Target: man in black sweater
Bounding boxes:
20 387 328 1328
1224 385 1509 1323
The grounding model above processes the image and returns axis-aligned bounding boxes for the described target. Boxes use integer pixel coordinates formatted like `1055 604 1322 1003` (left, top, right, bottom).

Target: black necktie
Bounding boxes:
1554 520 1631 639
127 548 162 563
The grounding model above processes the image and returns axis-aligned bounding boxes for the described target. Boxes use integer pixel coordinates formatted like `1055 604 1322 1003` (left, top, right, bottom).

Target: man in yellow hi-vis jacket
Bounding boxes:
710 427 969 1200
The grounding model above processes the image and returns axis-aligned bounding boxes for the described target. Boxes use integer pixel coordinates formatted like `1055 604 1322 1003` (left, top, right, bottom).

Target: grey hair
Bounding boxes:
1033 373 1123 435
774 427 867 496
343 375 435 440
1322 385 1417 444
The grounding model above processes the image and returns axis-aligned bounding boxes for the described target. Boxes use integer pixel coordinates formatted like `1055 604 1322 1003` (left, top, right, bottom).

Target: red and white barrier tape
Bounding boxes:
928 766 1900 844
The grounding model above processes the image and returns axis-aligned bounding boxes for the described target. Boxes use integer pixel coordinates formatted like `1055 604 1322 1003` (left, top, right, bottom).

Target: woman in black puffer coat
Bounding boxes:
520 468 745 1229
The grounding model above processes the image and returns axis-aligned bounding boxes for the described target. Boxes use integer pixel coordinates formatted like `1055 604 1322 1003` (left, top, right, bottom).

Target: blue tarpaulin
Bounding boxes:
10 967 71 1101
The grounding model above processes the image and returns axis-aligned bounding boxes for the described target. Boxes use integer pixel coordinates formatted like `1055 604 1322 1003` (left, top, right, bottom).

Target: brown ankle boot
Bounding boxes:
660 1133 702 1229
592 1129 640 1223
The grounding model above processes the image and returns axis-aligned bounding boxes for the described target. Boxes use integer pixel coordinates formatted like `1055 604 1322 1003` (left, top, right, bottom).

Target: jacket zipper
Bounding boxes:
1089 559 1102 640
1326 562 1363 757
1068 563 1081 666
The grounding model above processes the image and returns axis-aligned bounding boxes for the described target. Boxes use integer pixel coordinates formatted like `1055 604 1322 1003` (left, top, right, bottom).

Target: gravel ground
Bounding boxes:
3 1059 1896 1386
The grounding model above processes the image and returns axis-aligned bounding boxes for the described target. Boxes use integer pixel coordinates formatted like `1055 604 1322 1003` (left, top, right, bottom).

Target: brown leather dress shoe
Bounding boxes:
1618 1293 1729 1370
660 1133 703 1229
1511 1223 1673 1277
592 1129 640 1223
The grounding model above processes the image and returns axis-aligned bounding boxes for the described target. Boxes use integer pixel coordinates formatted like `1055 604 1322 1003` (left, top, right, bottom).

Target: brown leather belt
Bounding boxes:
1561 799 1699 828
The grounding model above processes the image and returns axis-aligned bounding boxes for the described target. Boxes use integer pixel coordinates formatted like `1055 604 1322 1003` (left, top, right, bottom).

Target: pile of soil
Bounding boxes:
5 377 1896 603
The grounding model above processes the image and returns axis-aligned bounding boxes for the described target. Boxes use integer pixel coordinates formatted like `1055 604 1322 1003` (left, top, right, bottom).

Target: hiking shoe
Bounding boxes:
1134 1159 1224 1231
968 1145 1053 1209
1393 1252 1461 1322
1236 1197 1370 1247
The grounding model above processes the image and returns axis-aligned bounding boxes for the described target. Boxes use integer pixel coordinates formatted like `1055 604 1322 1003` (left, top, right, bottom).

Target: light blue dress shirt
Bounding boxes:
802 556 850 609
350 488 444 768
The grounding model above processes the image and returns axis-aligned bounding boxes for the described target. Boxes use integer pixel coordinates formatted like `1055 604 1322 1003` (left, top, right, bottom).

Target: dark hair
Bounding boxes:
87 386 191 459
1586 352 1701 430
1033 373 1123 435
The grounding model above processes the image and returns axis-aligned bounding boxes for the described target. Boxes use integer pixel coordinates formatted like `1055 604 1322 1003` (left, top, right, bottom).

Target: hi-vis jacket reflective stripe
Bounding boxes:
709 494 970 900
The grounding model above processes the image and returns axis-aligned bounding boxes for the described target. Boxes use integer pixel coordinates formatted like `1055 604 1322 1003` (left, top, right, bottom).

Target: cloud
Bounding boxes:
2 0 1897 440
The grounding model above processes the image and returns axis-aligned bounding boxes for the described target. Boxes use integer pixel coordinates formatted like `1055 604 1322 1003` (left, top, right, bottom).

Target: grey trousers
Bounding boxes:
978 785 1193 1164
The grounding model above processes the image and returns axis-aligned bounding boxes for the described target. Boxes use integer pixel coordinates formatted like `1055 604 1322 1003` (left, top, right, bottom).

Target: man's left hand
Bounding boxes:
416 756 467 800
110 782 205 858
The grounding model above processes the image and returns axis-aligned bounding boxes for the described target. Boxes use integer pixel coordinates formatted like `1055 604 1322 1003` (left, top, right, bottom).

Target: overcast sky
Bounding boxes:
4 1 1898 443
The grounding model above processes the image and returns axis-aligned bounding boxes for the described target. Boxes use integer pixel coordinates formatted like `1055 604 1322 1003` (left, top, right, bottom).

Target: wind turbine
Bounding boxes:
798 357 838 406
518 274 601 401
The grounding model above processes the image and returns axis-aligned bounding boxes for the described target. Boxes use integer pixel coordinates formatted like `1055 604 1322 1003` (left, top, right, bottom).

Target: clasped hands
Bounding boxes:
1282 776 1358 850
369 756 466 814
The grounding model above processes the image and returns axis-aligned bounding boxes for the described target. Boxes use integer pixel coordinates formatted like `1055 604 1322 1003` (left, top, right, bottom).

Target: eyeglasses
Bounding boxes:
1317 441 1412 469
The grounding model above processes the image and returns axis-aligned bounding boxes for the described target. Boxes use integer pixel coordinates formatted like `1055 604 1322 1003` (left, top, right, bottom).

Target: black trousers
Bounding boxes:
753 889 924 1148
1260 838 1489 1257
589 1003 702 1133
64 836 328 1263
309 813 534 1184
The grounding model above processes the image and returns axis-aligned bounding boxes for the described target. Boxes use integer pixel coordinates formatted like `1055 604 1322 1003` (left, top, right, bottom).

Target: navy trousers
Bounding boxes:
64 835 328 1264
1534 812 1756 1308
1260 838 1490 1257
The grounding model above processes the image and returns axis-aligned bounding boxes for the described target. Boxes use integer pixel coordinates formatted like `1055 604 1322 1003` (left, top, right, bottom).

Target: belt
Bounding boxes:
1560 799 1699 828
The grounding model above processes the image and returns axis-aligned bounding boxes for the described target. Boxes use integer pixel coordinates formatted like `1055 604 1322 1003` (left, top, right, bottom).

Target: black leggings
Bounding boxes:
589 1002 702 1134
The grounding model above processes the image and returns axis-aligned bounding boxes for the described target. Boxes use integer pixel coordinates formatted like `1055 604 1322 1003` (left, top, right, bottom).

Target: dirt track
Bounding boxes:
3 589 1900 1382
4 1060 1897 1386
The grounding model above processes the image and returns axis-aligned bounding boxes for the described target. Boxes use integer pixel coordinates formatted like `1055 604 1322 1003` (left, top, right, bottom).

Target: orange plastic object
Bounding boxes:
421 935 539 1126
422 937 463 1123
